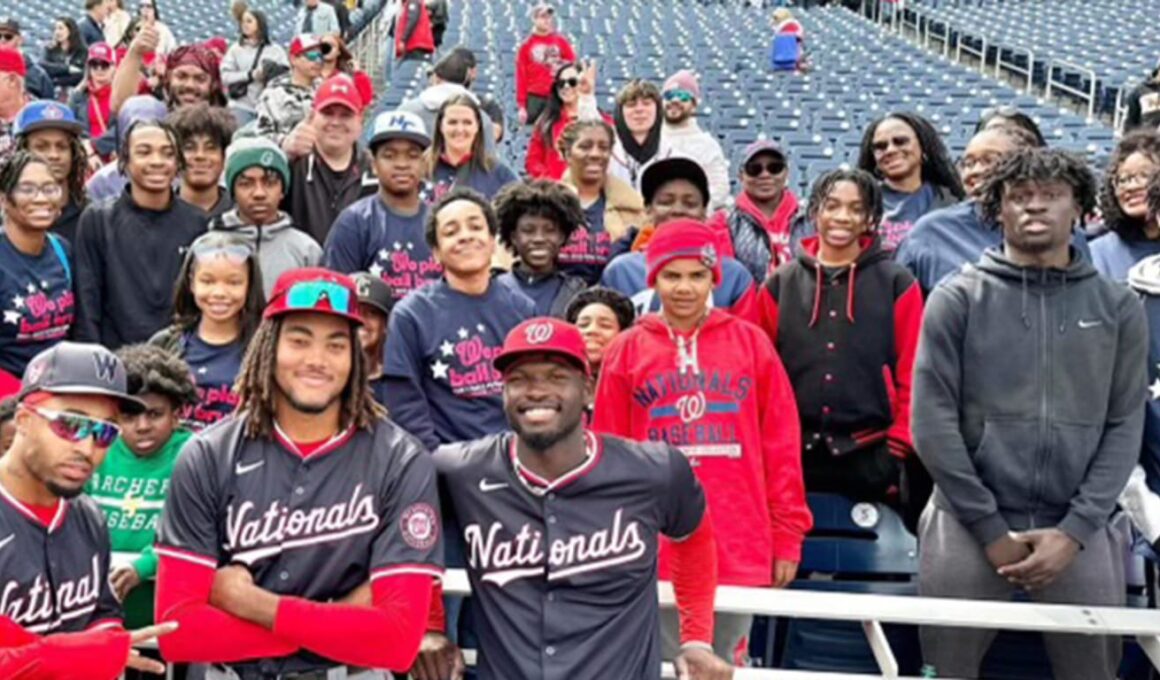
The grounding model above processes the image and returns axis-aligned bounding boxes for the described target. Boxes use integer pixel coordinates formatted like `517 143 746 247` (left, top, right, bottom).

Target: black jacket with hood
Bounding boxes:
913 246 1147 548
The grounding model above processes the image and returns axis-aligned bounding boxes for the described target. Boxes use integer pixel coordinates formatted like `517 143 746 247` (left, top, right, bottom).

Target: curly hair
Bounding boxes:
857 111 965 201
494 180 584 253
424 186 499 249
557 118 616 159
805 168 884 231
1098 130 1160 242
564 286 636 331
116 344 199 409
16 132 88 208
978 148 1097 227
166 104 238 157
233 316 386 439
1147 172 1160 222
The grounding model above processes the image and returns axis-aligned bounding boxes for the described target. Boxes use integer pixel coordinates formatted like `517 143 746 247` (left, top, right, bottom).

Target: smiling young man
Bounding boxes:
658 70 729 213
384 188 534 450
411 317 731 680
255 34 324 146
209 137 321 296
494 179 588 317
324 110 439 302
74 120 207 348
112 35 225 116
0 342 176 679
913 148 1147 680
167 103 237 219
594 218 811 665
154 267 442 678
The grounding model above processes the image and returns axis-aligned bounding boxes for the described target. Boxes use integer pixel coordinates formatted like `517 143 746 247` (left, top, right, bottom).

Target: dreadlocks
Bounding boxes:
16 134 88 207
857 111 966 201
978 148 1098 227
233 316 386 439
806 168 884 231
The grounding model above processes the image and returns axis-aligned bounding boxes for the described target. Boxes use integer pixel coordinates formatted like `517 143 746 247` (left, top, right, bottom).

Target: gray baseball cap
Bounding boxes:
20 342 145 411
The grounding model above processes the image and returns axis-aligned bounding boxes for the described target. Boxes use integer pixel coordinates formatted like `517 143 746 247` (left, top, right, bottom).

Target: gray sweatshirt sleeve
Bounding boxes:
1058 293 1147 545
912 281 1009 546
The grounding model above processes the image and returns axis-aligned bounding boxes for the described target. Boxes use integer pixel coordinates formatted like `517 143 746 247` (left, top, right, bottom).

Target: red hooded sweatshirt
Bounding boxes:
592 310 812 585
515 32 576 107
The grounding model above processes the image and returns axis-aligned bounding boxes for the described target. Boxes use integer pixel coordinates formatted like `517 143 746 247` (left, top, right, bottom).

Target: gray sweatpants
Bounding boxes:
660 607 754 664
918 503 1125 680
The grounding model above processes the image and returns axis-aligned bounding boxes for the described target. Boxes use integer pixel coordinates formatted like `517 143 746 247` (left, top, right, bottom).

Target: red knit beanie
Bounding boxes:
646 219 723 287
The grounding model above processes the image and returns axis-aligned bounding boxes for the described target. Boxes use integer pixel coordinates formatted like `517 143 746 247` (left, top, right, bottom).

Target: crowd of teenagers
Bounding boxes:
1 0 1160 679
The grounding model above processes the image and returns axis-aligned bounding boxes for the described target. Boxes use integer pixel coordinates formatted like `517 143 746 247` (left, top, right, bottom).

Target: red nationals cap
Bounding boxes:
264 268 364 325
0 47 26 76
494 318 590 376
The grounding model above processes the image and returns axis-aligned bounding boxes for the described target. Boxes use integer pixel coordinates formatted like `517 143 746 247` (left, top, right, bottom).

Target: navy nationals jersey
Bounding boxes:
156 414 443 676
433 431 706 680
0 483 122 634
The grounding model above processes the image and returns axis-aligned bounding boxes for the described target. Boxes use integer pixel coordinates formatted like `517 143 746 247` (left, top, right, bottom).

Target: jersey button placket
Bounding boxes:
541 496 564 677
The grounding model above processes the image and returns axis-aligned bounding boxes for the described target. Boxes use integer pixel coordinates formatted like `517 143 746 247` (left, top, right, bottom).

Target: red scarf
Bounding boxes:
87 83 113 140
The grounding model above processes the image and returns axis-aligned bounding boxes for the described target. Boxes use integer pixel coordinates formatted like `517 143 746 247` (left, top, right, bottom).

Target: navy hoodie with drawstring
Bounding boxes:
913 246 1147 548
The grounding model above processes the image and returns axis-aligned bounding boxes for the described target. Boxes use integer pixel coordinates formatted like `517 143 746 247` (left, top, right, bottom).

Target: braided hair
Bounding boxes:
1098 130 1160 242
233 316 386 439
857 111 965 201
978 148 1097 227
805 168 884 231
494 179 585 253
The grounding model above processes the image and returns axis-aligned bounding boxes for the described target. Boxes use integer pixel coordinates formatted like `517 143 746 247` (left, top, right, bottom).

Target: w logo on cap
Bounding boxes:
93 352 119 384
524 322 554 345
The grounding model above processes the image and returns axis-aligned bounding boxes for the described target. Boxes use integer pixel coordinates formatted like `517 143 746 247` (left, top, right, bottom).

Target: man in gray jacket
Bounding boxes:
912 147 1148 680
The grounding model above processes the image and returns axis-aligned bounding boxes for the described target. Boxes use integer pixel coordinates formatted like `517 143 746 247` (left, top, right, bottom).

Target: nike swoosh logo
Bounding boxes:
479 479 509 493
0 535 14 551
1078 319 1102 329
235 460 265 475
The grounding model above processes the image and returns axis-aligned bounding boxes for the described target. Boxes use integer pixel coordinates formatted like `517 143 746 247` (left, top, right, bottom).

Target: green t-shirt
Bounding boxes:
86 428 193 627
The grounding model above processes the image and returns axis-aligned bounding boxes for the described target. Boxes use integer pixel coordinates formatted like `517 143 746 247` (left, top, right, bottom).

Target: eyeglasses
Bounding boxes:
192 242 253 264
1113 172 1153 190
284 280 353 315
958 153 1003 172
980 105 1020 121
302 50 324 63
663 89 694 103
11 183 64 201
556 77 579 90
744 159 786 177
89 60 113 71
25 406 121 449
871 136 912 153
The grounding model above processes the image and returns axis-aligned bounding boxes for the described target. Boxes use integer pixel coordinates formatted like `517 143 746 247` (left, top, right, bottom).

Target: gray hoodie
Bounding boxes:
913 246 1147 548
208 209 322 297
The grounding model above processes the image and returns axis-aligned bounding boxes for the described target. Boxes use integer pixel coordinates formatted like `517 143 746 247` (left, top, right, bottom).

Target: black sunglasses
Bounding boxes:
744 159 786 177
557 77 579 90
320 42 334 56
872 136 912 152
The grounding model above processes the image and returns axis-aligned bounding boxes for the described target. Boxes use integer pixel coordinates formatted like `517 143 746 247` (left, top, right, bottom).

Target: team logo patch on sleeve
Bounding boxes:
400 503 439 549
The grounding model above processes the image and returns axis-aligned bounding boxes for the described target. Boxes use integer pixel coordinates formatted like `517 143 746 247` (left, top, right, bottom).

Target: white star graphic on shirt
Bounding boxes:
378 248 390 260
25 283 36 294
440 340 454 357
430 359 450 380
1151 377 1160 401
393 241 402 250
457 327 468 339
3 310 20 325
475 323 485 333
198 366 208 375
368 263 384 278
40 281 48 289
407 242 415 250
11 296 23 309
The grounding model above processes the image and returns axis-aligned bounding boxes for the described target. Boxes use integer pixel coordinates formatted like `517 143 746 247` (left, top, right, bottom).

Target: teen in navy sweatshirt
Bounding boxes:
759 169 923 502
384 188 533 449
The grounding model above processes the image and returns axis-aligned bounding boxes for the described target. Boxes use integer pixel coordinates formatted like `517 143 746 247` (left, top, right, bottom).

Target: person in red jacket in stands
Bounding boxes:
758 168 923 504
395 0 435 62
525 60 605 180
516 3 575 127
593 219 812 666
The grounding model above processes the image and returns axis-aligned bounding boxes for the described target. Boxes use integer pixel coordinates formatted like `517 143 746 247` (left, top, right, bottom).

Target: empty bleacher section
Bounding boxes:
378 1 1119 199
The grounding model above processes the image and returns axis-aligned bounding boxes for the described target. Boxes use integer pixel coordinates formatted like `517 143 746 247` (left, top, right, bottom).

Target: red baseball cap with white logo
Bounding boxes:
289 34 322 57
494 318 590 376
87 42 116 65
313 73 364 113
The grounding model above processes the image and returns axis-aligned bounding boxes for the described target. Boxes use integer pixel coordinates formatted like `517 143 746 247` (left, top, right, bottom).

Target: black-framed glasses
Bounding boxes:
871 136 912 153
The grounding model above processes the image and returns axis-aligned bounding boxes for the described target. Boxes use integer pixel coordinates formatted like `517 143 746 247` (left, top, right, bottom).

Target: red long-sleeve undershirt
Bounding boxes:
156 553 433 670
0 615 130 680
425 516 718 647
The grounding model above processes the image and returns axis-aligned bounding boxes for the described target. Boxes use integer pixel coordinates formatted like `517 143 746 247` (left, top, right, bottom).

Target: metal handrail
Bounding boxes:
1046 57 1099 119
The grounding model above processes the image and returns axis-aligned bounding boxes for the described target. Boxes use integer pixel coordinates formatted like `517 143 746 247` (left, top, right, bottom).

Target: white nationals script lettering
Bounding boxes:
225 484 380 564
1 554 102 633
464 509 647 587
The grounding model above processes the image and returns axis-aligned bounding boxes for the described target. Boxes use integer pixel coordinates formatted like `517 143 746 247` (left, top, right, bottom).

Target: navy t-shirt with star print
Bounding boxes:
177 331 244 431
384 278 534 449
0 233 74 378
322 194 441 302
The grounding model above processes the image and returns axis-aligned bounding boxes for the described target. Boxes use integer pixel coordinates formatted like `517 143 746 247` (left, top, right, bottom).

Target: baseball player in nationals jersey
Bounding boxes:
0 342 176 679
411 318 733 680
154 268 443 679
